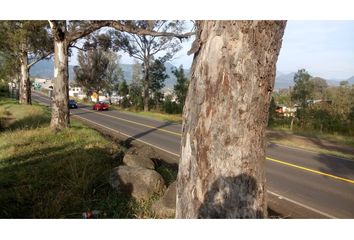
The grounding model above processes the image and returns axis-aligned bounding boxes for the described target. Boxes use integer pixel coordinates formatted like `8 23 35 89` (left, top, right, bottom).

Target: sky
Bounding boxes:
69 20 354 81
277 20 354 80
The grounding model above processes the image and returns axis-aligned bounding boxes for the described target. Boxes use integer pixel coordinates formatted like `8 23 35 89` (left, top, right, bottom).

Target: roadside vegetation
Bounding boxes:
111 105 182 124
268 69 354 155
0 94 174 218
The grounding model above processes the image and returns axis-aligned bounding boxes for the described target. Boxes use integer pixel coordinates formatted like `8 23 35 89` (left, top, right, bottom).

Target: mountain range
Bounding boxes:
274 71 354 89
29 59 354 90
29 59 189 89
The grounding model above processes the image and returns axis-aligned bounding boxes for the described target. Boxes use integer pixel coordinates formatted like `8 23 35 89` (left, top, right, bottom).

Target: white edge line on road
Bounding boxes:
73 114 180 158
33 93 339 219
267 190 337 219
32 92 353 162
75 115 337 219
32 93 49 101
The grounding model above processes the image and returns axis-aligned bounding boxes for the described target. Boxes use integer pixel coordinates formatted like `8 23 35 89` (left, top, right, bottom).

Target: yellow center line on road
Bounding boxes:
79 107 182 137
80 106 354 185
267 157 354 184
33 92 354 185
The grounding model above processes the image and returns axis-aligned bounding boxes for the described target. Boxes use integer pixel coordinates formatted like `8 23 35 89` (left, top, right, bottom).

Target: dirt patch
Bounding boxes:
267 130 354 159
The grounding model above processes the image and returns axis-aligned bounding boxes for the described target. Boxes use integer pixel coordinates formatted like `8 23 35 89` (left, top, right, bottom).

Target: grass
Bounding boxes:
267 126 354 160
0 96 163 218
0 97 50 130
155 164 178 186
111 106 182 124
269 138 354 160
269 125 354 148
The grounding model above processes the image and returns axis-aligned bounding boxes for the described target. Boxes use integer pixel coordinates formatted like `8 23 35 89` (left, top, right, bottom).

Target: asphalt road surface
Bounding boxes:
32 91 354 218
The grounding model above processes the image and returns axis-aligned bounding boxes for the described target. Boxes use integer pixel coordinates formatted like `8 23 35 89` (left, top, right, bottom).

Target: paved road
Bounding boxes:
32 92 354 218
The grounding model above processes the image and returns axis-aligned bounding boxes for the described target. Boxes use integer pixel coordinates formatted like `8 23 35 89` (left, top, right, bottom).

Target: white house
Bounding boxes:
162 88 177 102
69 86 87 100
90 92 109 102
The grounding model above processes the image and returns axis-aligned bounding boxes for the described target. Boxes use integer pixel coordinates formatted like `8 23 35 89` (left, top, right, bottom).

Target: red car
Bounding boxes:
92 101 109 111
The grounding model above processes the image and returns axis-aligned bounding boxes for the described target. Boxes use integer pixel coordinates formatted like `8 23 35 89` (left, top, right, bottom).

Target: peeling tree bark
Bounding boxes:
176 21 286 218
19 50 31 104
50 37 69 131
49 20 70 131
48 20 110 131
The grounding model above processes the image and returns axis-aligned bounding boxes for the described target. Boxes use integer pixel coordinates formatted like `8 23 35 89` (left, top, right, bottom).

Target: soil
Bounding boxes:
266 130 354 159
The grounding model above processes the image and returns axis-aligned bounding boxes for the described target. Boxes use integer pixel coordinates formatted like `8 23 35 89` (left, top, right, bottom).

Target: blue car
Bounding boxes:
68 99 78 109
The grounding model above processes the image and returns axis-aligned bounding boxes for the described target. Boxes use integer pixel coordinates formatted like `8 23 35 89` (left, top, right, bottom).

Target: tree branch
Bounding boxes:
110 21 195 40
70 44 88 52
67 21 112 43
27 52 53 69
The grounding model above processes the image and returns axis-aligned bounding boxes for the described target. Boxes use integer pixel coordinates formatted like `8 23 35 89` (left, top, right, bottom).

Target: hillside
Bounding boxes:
29 59 353 90
274 72 354 90
120 62 190 89
29 59 190 89
30 59 75 80
347 76 354 85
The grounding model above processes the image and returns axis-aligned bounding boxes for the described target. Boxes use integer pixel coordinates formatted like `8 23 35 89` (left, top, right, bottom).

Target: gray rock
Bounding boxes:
123 153 155 169
127 145 157 159
110 166 165 200
152 181 177 218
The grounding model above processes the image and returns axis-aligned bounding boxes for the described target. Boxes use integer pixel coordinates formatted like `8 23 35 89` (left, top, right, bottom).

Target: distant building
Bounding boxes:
162 88 177 102
275 105 297 117
32 78 53 90
68 86 89 100
306 99 332 105
90 92 108 103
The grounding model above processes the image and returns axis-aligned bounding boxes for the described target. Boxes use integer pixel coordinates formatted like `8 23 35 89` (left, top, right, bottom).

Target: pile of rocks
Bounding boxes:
110 145 177 218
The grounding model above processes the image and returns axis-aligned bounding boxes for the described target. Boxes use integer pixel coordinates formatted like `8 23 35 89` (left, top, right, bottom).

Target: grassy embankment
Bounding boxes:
105 105 183 124
269 125 354 148
0 96 173 218
268 126 354 160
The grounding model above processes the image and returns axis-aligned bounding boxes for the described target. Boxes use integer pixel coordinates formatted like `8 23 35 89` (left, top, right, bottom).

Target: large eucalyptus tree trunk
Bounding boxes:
19 51 31 104
50 37 69 131
176 21 286 218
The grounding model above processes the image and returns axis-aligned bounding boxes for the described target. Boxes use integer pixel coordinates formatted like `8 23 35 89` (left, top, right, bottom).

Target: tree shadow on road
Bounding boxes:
122 122 176 148
314 153 354 180
198 174 264 218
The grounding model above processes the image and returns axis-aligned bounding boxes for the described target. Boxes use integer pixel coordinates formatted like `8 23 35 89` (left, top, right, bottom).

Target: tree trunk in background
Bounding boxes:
50 38 69 131
176 21 286 218
143 59 150 112
19 51 31 104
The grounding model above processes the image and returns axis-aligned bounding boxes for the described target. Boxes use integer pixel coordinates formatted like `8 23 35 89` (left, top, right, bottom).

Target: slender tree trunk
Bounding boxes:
50 38 69 131
176 21 286 218
143 59 150 112
19 51 31 104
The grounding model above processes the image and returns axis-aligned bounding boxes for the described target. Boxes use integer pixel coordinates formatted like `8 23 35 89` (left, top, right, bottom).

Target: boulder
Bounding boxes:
127 145 157 159
151 181 177 218
123 153 155 170
110 166 165 200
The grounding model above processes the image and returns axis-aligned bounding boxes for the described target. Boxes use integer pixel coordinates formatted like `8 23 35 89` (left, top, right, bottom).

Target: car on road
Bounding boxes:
93 101 109 111
69 99 78 109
